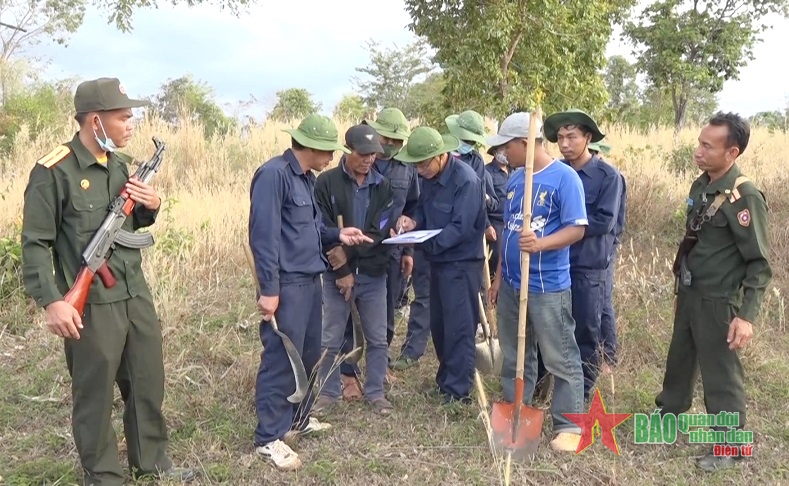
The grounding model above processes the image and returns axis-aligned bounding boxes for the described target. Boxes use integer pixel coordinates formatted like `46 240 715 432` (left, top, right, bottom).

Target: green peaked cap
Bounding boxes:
543 109 605 143
363 107 411 141
445 110 488 146
283 114 350 154
393 126 460 163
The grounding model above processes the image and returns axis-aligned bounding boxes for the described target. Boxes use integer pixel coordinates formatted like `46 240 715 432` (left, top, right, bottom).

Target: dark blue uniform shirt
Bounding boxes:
484 160 512 223
454 150 499 226
565 155 623 271
414 156 486 263
249 149 340 296
375 157 419 257
374 157 419 219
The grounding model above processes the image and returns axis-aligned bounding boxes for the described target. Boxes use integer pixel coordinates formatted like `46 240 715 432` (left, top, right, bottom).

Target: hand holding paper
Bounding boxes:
383 229 442 245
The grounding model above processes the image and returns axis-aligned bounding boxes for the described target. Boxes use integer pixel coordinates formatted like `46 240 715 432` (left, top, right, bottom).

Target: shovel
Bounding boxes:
476 237 502 375
475 292 502 376
491 107 545 461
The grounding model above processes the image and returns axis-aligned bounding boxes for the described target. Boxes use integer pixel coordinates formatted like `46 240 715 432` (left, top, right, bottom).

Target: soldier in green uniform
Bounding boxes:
20 77 195 485
656 112 771 471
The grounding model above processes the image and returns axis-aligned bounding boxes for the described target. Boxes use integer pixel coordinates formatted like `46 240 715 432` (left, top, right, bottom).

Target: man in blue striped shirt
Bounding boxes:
487 112 588 452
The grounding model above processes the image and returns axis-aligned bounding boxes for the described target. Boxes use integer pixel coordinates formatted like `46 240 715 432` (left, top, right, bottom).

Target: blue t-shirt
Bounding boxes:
501 160 588 293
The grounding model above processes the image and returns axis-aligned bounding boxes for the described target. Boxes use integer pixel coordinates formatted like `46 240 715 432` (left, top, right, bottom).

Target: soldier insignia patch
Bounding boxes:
737 209 750 227
80 179 90 190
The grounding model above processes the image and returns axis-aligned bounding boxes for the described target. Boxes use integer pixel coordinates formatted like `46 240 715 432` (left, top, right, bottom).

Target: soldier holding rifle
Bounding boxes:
21 77 195 485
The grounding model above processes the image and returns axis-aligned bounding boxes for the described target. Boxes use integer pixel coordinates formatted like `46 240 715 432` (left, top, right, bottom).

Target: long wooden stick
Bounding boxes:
511 107 541 442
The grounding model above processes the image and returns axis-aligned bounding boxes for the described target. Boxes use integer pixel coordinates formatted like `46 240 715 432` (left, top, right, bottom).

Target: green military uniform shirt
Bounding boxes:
21 133 159 308
684 163 772 322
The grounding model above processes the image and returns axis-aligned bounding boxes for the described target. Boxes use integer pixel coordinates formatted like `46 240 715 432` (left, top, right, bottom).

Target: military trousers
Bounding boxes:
655 285 747 430
429 259 483 402
254 275 322 445
599 248 619 365
571 269 607 399
64 291 171 486
400 249 432 361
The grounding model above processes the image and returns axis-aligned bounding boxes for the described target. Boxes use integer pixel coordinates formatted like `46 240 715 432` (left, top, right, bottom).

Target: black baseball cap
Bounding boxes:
345 124 384 155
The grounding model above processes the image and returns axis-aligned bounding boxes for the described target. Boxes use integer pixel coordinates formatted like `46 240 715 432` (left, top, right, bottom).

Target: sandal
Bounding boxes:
369 397 394 415
341 375 363 401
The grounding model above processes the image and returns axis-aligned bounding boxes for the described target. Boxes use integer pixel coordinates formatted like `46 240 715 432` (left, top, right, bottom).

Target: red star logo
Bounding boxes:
563 388 632 455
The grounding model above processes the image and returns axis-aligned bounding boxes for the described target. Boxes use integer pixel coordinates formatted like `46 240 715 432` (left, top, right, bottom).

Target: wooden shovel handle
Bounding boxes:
514 107 541 405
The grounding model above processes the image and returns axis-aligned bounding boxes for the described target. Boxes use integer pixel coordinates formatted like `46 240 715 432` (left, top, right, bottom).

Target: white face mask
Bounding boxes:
93 116 118 152
494 151 508 165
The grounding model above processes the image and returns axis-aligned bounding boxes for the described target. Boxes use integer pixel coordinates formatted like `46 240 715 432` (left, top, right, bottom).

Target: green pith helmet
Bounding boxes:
283 114 350 153
445 110 488 146
363 108 411 141
393 126 460 163
543 109 605 143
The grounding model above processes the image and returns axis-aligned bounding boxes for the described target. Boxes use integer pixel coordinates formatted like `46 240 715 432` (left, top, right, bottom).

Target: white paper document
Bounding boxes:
382 229 443 245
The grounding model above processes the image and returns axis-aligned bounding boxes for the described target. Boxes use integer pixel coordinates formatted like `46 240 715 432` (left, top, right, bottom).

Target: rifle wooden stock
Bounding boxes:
64 262 116 315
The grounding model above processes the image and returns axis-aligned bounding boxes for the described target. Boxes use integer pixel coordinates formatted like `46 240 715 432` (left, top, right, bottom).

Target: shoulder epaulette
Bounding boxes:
36 145 70 169
728 176 750 203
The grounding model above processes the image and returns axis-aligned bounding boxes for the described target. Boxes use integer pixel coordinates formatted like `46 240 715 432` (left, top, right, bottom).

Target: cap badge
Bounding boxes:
118 83 126 94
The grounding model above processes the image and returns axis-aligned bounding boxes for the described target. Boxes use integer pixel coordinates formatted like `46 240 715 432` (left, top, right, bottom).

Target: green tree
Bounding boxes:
638 84 718 129
0 0 86 103
268 88 321 122
750 109 788 133
0 76 75 153
351 38 435 114
624 0 789 138
402 72 448 127
94 0 254 32
151 75 237 138
333 94 374 123
404 0 636 119
601 55 640 125
599 55 718 131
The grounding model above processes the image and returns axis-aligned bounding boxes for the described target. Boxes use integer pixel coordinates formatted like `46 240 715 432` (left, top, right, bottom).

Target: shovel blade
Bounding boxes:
490 400 544 460
475 342 494 375
475 339 502 376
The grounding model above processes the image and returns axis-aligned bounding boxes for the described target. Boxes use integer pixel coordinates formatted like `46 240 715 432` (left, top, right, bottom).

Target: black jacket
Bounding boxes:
315 162 396 278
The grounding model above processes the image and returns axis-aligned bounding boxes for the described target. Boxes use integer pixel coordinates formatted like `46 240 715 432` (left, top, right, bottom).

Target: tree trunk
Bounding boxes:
671 87 688 144
499 27 524 103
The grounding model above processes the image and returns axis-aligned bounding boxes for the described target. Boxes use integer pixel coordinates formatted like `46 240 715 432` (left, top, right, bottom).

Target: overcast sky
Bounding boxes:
31 1 789 120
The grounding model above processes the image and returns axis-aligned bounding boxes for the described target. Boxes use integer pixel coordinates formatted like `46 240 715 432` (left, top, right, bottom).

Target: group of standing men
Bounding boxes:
248 105 630 466
18 74 772 485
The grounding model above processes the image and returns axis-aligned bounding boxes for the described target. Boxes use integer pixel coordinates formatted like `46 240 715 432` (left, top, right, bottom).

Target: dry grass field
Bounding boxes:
1 115 788 485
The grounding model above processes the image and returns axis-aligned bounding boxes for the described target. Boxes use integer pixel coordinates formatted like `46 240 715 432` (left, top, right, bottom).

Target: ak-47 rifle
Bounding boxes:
64 137 166 316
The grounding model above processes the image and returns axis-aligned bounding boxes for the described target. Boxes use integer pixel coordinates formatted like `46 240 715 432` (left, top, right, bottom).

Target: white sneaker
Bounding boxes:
256 439 301 471
283 417 332 443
